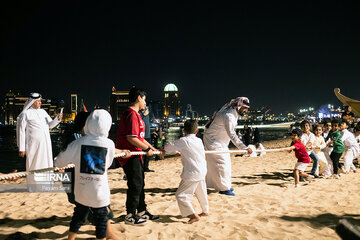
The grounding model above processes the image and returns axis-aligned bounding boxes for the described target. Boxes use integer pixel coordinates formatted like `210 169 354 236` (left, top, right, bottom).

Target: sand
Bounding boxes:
0 139 359 240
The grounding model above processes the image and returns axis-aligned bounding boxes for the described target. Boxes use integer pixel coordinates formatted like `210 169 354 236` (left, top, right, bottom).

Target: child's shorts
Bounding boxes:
294 162 309 172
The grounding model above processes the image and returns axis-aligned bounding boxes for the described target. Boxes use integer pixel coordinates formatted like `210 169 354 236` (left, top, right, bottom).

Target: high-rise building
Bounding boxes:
163 83 180 117
71 94 78 113
109 86 129 122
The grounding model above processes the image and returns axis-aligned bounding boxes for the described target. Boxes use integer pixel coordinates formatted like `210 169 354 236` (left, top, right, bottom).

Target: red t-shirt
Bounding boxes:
291 140 310 163
116 107 145 166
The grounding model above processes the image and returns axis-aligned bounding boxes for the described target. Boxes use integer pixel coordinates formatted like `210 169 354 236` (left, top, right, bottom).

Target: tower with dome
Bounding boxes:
163 83 180 117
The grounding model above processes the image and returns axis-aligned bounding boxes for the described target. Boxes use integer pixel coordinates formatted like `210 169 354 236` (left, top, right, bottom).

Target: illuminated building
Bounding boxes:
163 83 180 117
109 86 129 122
3 90 59 125
71 94 78 114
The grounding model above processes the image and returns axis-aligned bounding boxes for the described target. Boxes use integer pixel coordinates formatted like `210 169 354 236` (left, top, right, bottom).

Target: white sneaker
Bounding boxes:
124 213 147 225
295 184 300 188
307 175 314 182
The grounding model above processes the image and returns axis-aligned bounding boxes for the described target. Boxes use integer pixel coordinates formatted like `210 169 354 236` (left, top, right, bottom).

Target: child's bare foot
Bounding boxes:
187 214 200 224
199 212 208 217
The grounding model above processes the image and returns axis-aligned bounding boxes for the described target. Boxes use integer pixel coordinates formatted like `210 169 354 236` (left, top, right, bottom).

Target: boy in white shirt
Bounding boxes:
55 110 130 240
322 119 334 177
340 120 359 173
312 125 328 176
300 120 320 177
164 119 209 224
354 124 360 166
355 124 360 147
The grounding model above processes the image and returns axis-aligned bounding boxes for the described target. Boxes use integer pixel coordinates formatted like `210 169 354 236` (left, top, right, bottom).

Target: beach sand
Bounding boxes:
1 139 360 240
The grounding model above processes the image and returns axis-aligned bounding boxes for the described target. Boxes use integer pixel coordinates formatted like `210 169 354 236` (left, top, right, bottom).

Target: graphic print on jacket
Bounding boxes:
80 145 107 174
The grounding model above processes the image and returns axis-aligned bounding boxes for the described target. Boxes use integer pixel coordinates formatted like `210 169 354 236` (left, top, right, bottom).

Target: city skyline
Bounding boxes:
1 1 359 115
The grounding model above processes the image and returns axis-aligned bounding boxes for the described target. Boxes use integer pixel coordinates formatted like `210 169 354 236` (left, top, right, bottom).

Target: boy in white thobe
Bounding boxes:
340 120 359 173
16 93 62 191
322 120 334 177
312 125 328 175
164 120 209 224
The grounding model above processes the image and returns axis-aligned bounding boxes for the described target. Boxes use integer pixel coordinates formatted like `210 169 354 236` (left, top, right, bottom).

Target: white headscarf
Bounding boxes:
205 97 250 129
221 97 250 111
19 92 42 116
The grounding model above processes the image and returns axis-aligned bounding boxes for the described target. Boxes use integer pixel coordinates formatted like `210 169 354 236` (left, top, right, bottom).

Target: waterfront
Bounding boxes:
0 124 290 173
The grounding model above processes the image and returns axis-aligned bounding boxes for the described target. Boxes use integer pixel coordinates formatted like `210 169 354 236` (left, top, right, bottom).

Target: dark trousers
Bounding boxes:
143 155 150 170
143 138 151 170
69 202 108 239
330 151 343 174
123 156 147 214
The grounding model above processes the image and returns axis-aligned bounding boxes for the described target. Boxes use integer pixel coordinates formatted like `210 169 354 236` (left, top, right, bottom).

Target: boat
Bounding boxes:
334 88 360 116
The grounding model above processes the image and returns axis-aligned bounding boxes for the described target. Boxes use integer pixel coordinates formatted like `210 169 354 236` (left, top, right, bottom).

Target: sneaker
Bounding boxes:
125 213 147 225
138 210 160 221
219 190 235 196
307 175 314 182
309 174 319 178
331 174 340 179
295 184 300 188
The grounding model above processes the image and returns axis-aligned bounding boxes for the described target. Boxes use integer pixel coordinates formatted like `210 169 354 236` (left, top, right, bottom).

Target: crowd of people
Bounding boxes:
285 117 360 188
13 89 360 239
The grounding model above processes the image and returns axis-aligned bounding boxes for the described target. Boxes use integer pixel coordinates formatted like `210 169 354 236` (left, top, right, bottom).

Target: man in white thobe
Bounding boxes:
16 93 62 191
203 97 252 196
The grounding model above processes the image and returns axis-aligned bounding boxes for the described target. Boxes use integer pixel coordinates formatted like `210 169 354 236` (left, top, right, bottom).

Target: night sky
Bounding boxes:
1 1 359 115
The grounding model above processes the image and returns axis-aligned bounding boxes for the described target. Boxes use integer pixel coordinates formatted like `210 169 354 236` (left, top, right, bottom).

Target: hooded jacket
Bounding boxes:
55 110 115 208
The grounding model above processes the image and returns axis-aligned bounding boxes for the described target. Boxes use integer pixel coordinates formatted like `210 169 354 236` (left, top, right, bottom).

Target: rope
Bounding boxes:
0 148 287 181
0 164 75 181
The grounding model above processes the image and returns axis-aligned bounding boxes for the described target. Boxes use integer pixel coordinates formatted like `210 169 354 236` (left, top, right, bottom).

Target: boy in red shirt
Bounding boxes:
282 128 314 188
116 87 160 225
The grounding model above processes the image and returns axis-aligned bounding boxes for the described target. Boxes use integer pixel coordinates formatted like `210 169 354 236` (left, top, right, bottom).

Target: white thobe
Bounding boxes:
164 134 209 217
313 135 328 175
16 108 60 188
322 132 333 177
203 108 247 191
341 129 360 172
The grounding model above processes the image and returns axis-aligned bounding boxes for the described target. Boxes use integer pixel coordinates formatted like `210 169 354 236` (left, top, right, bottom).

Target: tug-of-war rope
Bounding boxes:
0 148 287 181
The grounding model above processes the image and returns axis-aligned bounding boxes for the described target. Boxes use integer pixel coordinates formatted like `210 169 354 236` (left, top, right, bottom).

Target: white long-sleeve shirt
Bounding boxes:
204 108 247 150
165 134 207 182
301 132 316 154
356 135 360 147
341 129 360 156
313 135 326 154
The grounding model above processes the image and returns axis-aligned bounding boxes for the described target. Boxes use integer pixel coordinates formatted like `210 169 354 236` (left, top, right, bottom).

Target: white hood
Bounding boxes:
84 109 112 138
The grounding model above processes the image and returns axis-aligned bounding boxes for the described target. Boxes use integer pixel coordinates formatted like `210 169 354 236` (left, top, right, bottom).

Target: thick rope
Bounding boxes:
0 164 75 181
0 148 287 181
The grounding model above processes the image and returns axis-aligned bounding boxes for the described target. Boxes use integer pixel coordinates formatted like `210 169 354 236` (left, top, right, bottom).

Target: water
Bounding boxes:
0 125 289 173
